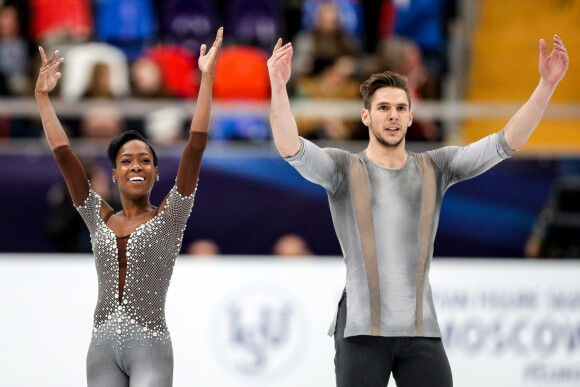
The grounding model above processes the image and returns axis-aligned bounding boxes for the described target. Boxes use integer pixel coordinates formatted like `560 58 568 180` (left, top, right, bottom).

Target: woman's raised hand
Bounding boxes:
198 27 223 75
35 46 64 95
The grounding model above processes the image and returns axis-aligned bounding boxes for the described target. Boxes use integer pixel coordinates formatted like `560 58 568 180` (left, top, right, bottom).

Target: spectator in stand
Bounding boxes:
273 234 313 257
0 5 29 95
46 158 121 253
82 61 115 100
61 42 130 101
144 106 187 145
80 105 125 140
142 45 199 99
295 55 365 140
292 2 360 80
525 163 580 259
187 239 221 257
391 0 457 99
371 35 441 141
29 0 92 51
130 57 167 99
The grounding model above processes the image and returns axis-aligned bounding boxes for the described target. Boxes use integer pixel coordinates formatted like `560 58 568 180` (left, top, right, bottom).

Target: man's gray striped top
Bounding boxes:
285 131 515 338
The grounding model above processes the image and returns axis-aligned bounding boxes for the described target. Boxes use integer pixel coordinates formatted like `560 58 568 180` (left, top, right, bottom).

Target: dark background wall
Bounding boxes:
0 144 561 257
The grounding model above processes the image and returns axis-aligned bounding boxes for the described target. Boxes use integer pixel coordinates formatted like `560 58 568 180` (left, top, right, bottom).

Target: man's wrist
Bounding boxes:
270 82 288 94
34 90 49 99
538 77 558 93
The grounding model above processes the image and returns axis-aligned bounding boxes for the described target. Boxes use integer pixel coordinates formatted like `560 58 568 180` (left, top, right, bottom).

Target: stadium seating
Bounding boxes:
464 0 580 151
29 0 92 42
143 45 199 99
161 0 220 53
94 0 157 59
225 0 282 49
61 42 130 100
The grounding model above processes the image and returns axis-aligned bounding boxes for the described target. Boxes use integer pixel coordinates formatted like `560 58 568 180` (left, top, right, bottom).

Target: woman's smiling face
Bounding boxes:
113 140 158 199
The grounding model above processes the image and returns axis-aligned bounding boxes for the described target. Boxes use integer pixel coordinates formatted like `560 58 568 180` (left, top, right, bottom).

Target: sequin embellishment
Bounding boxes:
76 185 195 350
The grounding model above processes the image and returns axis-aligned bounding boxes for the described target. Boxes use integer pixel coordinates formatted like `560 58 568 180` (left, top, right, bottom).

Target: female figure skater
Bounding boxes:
35 28 223 386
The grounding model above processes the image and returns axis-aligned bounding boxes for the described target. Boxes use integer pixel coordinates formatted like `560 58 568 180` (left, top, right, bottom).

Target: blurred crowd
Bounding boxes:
4 0 576 259
0 0 457 142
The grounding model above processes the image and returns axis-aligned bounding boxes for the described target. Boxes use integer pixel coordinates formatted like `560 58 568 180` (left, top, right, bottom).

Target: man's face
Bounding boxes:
362 87 413 149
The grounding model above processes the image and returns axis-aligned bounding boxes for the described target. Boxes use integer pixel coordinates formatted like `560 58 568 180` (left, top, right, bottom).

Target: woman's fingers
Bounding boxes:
40 58 64 73
214 27 223 48
39 47 63 71
39 46 47 64
47 49 60 64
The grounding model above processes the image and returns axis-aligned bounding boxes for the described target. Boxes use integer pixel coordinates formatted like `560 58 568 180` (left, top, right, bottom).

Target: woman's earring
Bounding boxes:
156 175 160 182
112 177 116 183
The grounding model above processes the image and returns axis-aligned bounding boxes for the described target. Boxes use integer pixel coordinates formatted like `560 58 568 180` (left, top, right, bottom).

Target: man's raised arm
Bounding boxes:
504 34 569 152
268 38 301 158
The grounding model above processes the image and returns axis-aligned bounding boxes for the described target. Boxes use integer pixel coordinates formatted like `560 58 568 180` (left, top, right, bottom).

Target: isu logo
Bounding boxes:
211 284 308 381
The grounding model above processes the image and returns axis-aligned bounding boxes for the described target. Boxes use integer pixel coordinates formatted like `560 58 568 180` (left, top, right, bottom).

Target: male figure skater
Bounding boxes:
267 35 568 387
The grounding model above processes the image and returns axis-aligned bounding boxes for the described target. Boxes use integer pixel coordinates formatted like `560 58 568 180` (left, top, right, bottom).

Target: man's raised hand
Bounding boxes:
267 38 293 89
539 34 569 88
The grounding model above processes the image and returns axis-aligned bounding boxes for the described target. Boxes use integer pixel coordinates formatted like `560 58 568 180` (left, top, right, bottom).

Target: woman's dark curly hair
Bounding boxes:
107 130 158 168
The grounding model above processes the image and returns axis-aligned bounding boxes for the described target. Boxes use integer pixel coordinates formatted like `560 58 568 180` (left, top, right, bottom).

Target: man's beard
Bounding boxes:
369 120 404 148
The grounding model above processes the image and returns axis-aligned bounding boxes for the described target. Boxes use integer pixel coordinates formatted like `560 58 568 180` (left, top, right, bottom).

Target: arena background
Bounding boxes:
0 0 579 386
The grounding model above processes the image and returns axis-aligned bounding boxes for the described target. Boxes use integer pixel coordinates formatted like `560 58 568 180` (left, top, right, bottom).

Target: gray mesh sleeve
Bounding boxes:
428 130 516 189
74 189 103 235
284 137 348 193
162 184 196 228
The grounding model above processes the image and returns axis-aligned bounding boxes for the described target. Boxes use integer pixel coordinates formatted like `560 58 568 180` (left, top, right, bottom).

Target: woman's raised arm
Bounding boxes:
174 27 223 197
35 47 68 150
35 47 91 206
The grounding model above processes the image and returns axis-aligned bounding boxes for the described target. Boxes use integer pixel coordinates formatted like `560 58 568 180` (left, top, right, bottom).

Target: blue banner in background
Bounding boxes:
0 147 563 257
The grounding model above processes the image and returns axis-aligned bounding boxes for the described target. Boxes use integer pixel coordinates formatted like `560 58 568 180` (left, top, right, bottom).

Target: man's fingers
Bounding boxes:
270 47 291 66
273 38 282 53
283 45 293 59
273 44 292 60
553 41 567 54
548 35 567 56
268 47 293 72
270 42 292 61
539 38 547 57
268 42 292 69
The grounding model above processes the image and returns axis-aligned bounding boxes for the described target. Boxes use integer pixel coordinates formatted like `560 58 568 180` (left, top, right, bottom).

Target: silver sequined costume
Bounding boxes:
52 131 207 386
76 185 195 348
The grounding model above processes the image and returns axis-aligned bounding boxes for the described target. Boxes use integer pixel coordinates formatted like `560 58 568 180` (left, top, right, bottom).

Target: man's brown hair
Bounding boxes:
360 71 411 110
